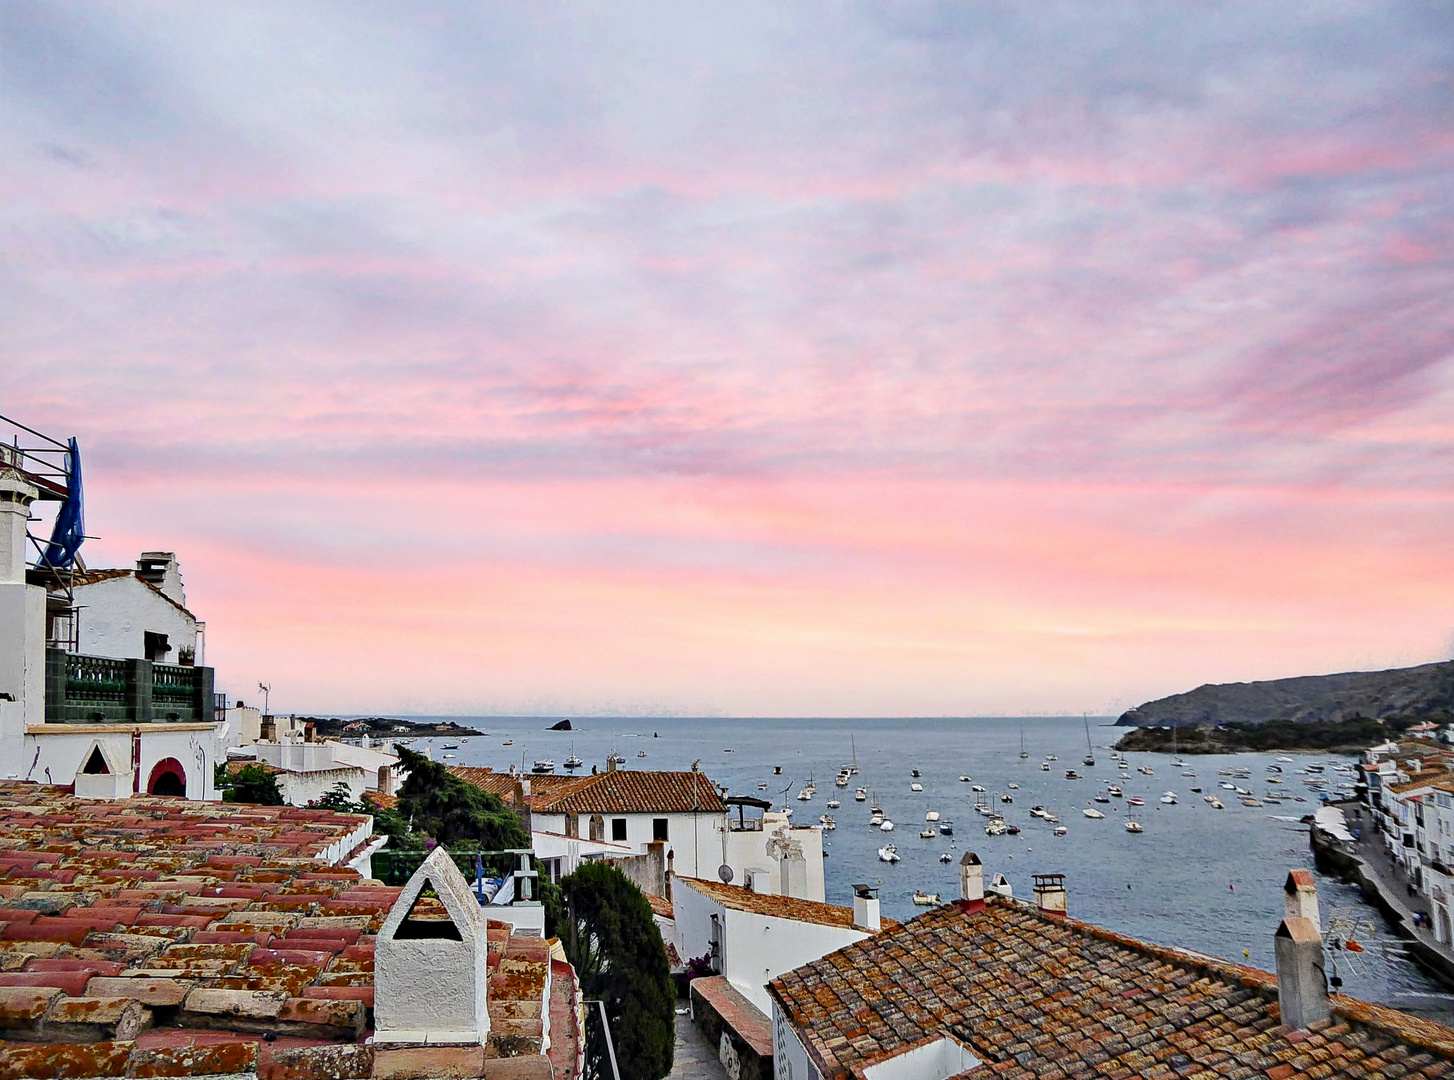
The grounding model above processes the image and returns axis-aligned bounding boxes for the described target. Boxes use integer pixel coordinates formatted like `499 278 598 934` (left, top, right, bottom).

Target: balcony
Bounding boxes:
44 649 215 724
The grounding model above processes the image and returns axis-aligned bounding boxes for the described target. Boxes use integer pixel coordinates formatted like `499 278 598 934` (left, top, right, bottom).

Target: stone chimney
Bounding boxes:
136 552 186 607
959 852 985 913
852 883 881 932
607 755 618 772
1284 869 1320 933
1032 873 1067 917
1275 916 1331 1029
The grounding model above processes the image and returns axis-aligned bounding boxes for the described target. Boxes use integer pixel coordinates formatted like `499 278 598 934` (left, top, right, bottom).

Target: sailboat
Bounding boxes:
1082 714 1095 767
1019 726 1029 759
563 745 583 770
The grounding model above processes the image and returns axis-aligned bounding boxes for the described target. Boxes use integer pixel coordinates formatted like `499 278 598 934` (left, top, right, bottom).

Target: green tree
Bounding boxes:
562 862 674 1080
314 780 361 812
393 746 529 850
219 764 284 806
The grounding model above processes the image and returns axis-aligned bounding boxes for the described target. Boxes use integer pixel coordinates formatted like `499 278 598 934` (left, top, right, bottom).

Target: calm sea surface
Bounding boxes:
393 714 1446 1011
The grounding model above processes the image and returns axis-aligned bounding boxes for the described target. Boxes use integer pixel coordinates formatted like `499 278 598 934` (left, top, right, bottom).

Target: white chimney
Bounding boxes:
745 868 771 894
852 883 881 932
959 852 984 906
1275 916 1331 1029
1032 873 1067 917
780 852 807 899
1284 869 1320 933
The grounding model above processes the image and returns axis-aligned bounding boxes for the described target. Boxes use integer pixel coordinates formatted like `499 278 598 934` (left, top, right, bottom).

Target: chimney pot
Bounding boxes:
852 883 881 932
959 852 985 911
1284 869 1320 933
1275 916 1331 1029
1032 873 1067 917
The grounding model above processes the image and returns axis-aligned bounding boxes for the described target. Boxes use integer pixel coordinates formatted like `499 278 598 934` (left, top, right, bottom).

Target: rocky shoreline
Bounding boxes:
298 715 487 739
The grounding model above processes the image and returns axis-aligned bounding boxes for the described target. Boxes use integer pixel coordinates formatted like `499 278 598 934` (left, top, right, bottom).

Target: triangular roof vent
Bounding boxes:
374 847 490 1045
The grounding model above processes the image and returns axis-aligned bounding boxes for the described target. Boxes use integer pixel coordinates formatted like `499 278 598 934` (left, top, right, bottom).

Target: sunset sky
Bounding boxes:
3 3 1451 717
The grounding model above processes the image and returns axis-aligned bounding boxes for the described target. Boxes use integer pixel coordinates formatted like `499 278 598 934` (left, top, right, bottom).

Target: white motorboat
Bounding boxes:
637 750 647 758
1107 785 1122 797
971 784 986 793
1083 807 1105 819
959 775 972 782
1000 793 1014 804
984 817 1007 836
756 781 769 790
913 891 941 905
920 827 935 838
939 821 953 835
1125 820 1144 833
855 788 868 802
878 844 900 863
826 798 840 809
880 819 895 832
1041 761 1051 771
797 788 813 801
1053 825 1068 836
1007 782 1020 789
910 783 924 793
819 815 836 830
870 813 884 826
925 810 940 821
1137 766 1154 775
440 742 459 750
564 752 583 769
532 759 555 773
1160 793 1177 804
939 852 953 863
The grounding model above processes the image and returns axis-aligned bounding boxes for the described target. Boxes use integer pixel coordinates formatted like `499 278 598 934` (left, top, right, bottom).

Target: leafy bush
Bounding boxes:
218 764 284 806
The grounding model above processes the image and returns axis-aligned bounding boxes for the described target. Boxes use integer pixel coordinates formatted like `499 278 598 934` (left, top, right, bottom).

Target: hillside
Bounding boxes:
1116 659 1454 728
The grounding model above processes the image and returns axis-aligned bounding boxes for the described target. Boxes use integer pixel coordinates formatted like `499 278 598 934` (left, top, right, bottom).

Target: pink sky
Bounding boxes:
3 3 1452 715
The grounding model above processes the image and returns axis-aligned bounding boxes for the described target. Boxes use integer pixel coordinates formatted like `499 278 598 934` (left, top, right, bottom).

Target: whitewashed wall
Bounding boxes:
73 576 197 662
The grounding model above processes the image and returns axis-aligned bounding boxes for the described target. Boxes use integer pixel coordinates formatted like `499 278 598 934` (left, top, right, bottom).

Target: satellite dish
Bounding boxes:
718 864 734 884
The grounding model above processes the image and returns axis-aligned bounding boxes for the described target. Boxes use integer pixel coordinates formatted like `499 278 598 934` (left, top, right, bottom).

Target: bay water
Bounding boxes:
398 713 1446 1012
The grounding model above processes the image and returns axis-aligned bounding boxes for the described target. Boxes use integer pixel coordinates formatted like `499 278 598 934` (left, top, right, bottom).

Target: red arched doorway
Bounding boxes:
147 758 187 797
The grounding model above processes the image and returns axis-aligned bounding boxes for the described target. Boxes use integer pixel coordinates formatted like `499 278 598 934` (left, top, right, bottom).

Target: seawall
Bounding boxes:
1309 809 1454 990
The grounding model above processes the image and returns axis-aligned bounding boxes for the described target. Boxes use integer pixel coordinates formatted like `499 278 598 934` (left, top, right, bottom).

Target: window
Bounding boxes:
611 818 627 842
653 818 669 841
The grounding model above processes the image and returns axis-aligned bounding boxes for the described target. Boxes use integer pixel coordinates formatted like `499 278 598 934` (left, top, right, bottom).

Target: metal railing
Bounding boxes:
371 847 541 893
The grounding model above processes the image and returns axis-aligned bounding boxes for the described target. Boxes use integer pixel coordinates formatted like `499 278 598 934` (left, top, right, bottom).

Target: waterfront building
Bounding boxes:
0 781 581 1080
768 859 1454 1080
669 875 899 1079
1 416 226 800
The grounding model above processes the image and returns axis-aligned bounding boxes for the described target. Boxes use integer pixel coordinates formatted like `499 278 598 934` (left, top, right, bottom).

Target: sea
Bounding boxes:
392 713 1450 1015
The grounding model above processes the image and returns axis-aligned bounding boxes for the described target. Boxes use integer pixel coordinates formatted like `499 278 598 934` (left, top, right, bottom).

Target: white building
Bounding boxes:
65 554 204 665
226 727 402 807
671 875 894 1019
1 441 225 802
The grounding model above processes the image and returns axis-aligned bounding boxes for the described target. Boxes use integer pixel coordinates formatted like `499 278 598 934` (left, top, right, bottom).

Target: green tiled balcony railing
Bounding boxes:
45 649 216 724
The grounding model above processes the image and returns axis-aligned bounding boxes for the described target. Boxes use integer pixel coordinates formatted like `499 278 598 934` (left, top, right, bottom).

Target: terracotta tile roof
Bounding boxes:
362 791 398 811
768 896 1454 1080
532 769 726 814
0 782 573 1080
646 894 674 920
446 767 596 808
60 567 198 620
677 878 899 933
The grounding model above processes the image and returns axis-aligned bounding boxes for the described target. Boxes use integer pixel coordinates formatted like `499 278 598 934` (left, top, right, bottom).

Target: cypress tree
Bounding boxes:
562 861 675 1080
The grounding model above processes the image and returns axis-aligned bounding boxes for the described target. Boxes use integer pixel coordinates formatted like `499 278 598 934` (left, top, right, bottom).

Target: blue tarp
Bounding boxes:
40 438 85 568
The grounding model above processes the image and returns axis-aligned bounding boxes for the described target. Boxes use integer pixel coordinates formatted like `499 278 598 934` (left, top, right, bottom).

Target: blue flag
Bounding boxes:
41 438 85 568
